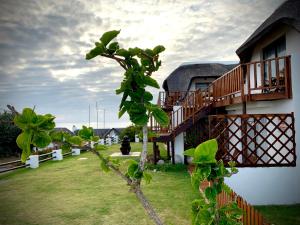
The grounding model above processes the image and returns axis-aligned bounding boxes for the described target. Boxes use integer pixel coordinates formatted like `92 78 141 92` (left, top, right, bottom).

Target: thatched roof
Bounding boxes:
162 63 236 92
236 0 300 62
93 128 124 138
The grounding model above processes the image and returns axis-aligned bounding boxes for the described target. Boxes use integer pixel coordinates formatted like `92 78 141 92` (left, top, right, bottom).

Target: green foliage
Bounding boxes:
119 125 142 141
14 108 55 162
0 110 22 157
78 126 99 142
185 139 242 225
86 30 168 127
50 130 83 153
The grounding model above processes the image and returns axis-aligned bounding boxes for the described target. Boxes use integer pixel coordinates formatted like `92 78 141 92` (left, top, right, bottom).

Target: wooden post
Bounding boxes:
171 140 175 164
167 141 170 160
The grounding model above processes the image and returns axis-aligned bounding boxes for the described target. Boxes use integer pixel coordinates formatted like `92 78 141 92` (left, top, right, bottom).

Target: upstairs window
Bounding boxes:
263 36 286 84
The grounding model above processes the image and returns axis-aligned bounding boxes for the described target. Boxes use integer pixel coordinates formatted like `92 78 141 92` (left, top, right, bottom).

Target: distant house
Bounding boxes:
151 0 299 205
53 127 74 135
93 128 124 139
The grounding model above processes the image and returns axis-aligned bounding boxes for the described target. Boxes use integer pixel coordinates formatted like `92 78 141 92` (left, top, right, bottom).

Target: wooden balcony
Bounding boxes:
150 56 295 167
152 55 292 136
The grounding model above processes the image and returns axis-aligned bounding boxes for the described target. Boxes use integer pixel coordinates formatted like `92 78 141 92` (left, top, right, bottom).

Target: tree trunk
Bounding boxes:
139 125 148 171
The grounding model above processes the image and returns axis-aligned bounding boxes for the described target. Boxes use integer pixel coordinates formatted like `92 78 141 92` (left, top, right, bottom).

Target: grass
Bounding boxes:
255 204 300 225
0 143 198 225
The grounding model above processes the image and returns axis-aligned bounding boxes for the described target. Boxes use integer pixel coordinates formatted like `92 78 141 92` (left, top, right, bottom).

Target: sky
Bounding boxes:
0 0 284 130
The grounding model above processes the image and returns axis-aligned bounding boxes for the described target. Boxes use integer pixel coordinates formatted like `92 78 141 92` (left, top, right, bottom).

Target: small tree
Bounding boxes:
13 108 56 162
86 30 169 225
184 139 242 225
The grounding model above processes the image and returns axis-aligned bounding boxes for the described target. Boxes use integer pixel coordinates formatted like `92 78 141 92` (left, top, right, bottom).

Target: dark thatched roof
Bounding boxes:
93 128 124 138
162 63 237 92
236 0 300 62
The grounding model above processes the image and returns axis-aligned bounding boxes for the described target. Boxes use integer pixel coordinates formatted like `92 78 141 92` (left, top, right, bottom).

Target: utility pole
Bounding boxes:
96 102 99 129
96 101 106 129
103 109 106 128
88 104 91 127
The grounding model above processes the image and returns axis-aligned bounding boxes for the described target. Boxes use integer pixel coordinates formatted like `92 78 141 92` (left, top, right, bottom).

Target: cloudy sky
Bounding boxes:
0 0 284 129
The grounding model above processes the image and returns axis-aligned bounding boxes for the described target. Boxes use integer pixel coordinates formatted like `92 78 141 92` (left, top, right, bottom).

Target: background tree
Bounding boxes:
0 110 21 157
86 30 168 225
119 125 142 141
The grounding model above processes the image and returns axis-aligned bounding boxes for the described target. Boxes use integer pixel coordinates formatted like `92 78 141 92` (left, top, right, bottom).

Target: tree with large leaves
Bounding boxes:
14 108 55 162
86 30 168 225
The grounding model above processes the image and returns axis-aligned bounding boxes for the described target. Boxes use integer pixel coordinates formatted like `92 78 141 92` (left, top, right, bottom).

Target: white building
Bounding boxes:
151 0 299 205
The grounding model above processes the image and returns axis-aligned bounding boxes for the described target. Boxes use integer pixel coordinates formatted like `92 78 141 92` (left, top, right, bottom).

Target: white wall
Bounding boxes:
174 133 184 163
224 27 300 205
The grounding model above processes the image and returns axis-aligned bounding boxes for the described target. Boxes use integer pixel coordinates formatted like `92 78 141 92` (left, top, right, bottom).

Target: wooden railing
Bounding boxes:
157 91 187 107
151 56 292 135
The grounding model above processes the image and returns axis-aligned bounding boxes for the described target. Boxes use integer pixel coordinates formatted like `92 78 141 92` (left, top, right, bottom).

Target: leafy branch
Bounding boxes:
184 139 242 225
86 30 168 225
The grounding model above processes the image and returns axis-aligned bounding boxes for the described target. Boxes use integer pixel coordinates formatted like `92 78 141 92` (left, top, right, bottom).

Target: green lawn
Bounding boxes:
0 143 197 225
255 204 300 225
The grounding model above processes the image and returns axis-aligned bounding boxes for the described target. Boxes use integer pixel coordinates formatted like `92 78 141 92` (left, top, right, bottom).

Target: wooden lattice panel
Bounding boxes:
209 113 296 167
185 118 209 149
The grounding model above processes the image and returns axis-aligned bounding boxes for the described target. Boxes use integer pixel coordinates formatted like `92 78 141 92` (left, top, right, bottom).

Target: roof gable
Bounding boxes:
236 0 300 61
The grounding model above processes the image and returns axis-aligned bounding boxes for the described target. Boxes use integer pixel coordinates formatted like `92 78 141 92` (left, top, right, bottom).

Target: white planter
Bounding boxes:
52 149 63 161
26 155 39 169
72 148 81 156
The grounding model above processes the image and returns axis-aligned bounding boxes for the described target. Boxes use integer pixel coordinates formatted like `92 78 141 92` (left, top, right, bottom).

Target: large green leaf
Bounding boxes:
183 148 195 157
193 139 218 164
118 106 127 118
16 131 32 162
107 42 120 54
153 45 165 55
152 107 169 127
16 131 32 151
143 76 160 88
130 112 148 126
14 108 37 130
38 114 55 130
86 44 105 60
100 30 120 46
143 91 153 101
32 131 51 148
116 48 130 58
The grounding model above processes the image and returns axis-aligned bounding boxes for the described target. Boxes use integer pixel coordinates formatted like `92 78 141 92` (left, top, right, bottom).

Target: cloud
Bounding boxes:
0 0 285 129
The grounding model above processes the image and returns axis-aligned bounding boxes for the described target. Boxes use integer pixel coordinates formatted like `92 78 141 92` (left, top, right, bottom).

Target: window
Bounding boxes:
263 36 286 84
195 82 208 91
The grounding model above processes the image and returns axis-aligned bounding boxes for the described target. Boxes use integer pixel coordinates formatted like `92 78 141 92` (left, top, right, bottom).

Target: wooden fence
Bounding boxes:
216 185 270 225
